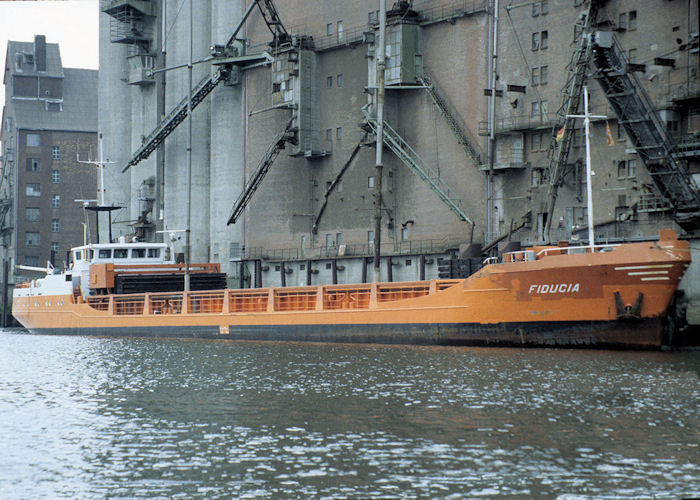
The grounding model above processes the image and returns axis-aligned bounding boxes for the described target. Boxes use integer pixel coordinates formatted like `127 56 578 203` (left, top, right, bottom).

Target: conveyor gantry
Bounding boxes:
591 31 700 231
543 0 604 241
122 0 293 174
122 69 225 172
227 119 297 225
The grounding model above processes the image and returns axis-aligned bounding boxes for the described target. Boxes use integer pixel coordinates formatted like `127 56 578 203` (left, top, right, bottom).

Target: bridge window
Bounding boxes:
132 248 146 258
148 248 160 258
114 249 128 258
98 249 112 259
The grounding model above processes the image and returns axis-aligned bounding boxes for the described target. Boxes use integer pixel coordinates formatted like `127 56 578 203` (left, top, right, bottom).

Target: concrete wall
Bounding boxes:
97 0 699 299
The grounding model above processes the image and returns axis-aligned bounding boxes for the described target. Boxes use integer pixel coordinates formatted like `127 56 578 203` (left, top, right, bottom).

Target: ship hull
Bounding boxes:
12 232 690 349
23 318 665 349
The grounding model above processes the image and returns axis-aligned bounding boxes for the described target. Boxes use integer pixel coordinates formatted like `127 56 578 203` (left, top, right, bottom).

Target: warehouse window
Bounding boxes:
51 219 59 233
52 146 60 159
337 73 343 87
52 170 60 183
367 230 374 244
326 128 332 141
628 11 637 30
26 133 40 147
26 207 40 222
540 66 548 85
51 242 59 253
327 76 333 88
26 232 40 246
326 23 333 36
368 176 375 188
27 158 40 172
336 127 342 140
24 256 39 267
531 168 544 187
26 183 41 196
52 194 60 208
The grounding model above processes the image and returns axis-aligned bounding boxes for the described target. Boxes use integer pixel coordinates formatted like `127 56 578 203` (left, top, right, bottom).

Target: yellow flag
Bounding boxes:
555 125 565 142
606 121 614 146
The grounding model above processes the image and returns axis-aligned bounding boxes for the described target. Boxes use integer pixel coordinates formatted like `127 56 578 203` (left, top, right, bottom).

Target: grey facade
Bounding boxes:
98 1 699 293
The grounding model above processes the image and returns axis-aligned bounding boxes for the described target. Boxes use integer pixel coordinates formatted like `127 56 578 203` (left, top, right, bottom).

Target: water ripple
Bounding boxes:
0 329 698 498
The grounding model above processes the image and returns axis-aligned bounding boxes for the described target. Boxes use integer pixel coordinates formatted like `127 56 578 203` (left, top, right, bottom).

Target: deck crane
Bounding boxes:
589 31 700 232
122 0 293 174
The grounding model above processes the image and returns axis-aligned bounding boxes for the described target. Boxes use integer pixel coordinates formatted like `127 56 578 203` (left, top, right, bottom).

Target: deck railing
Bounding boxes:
83 280 462 315
503 243 620 262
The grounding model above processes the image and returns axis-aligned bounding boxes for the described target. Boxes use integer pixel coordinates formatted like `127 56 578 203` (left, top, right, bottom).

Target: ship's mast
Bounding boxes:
77 132 120 243
567 85 606 250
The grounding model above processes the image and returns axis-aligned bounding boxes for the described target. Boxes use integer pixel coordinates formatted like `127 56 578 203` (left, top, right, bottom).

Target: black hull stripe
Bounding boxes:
26 319 665 349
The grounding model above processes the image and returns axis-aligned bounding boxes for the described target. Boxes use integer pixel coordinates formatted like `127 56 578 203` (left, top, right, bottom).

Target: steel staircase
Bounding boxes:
591 32 700 230
418 71 483 167
365 114 472 224
227 119 296 225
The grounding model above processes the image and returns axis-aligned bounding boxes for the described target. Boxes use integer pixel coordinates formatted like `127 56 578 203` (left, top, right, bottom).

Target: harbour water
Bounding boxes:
1 328 698 498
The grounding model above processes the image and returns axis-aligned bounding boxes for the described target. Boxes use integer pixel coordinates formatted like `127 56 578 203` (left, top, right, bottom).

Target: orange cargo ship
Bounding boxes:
12 229 690 349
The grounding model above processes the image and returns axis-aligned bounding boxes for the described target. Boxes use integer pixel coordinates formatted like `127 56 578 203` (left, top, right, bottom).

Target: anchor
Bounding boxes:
614 291 644 320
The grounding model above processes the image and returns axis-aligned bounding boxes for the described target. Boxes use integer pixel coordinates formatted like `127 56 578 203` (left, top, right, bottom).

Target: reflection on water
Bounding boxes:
1 329 698 498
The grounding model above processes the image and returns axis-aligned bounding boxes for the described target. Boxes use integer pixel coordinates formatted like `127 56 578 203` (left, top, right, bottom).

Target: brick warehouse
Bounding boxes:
99 0 698 325
1 36 98 322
